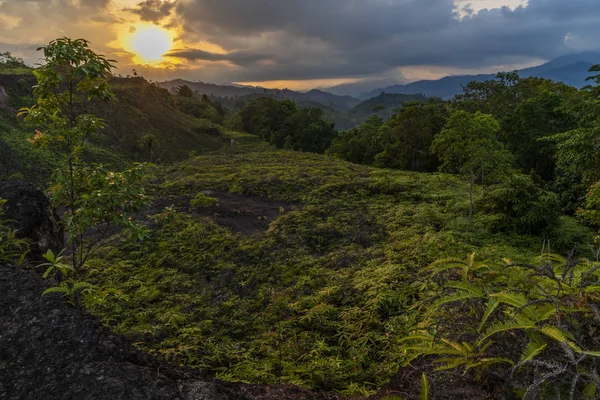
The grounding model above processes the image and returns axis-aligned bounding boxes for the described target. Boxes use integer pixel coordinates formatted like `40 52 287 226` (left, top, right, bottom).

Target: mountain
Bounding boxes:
361 53 600 100
322 78 406 97
156 80 360 112
346 92 428 123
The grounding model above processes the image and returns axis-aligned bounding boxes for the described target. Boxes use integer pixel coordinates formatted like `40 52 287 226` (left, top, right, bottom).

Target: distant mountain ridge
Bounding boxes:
360 53 600 100
156 80 361 112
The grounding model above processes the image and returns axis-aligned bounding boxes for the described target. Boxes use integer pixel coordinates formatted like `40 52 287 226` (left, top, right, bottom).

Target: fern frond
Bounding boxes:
581 350 600 357
73 281 95 291
478 315 536 344
539 325 581 352
478 298 500 332
520 341 547 362
444 281 486 296
41 286 69 297
427 292 485 315
420 373 430 400
490 291 530 308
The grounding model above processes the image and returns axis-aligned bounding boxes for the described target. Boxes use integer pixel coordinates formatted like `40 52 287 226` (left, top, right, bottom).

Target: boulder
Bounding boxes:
0 180 62 260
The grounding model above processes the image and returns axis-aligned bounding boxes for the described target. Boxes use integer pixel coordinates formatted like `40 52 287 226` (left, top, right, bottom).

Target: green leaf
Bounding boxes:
520 341 547 362
420 373 430 400
41 286 69 297
478 297 500 332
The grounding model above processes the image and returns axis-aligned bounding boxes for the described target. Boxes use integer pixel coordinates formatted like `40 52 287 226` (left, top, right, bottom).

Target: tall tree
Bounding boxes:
431 110 512 224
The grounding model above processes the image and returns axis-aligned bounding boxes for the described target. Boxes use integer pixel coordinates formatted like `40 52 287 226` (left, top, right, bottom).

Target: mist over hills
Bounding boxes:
155 53 600 129
358 53 600 100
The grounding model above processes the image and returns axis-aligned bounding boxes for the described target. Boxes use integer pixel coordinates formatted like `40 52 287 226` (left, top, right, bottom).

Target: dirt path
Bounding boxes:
151 191 293 235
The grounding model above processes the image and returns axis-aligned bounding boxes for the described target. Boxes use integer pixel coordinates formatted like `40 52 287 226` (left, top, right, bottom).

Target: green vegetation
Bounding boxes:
346 92 428 123
328 99 447 171
0 52 32 75
236 97 337 153
20 38 151 271
404 253 600 398
5 37 600 399
0 198 29 265
80 148 590 395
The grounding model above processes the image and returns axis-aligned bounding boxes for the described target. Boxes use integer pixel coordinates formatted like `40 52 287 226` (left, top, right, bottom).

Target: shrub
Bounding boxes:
190 193 219 208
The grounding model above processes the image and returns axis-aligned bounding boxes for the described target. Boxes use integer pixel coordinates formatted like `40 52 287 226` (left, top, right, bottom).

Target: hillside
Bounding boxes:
347 93 429 122
0 75 229 178
158 80 361 113
0 263 338 400
71 131 590 396
5 40 600 400
91 77 226 163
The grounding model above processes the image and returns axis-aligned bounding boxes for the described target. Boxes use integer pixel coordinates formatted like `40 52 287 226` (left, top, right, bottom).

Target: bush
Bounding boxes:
190 193 219 208
403 253 600 398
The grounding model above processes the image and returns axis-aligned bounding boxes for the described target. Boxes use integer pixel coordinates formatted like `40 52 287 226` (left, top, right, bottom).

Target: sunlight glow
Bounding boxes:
124 24 174 64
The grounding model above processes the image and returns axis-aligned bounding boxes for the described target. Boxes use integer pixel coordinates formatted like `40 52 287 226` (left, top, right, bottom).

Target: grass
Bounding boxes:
80 137 590 395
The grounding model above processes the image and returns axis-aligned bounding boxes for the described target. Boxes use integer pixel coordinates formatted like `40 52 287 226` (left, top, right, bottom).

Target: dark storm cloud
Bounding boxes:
167 48 271 66
166 0 600 82
125 0 177 22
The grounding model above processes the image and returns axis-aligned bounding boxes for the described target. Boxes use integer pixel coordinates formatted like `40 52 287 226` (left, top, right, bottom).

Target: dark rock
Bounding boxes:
0 180 62 260
0 266 340 400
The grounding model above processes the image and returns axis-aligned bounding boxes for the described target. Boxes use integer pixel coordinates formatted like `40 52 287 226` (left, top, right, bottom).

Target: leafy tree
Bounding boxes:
455 74 580 181
327 116 385 165
276 107 337 153
479 173 560 235
431 110 512 224
237 98 336 153
19 38 150 270
376 99 447 171
454 71 521 118
550 64 600 210
0 52 29 73
503 90 577 181
176 84 194 98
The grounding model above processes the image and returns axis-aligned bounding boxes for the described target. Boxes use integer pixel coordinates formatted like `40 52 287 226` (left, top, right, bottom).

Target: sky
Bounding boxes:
0 0 598 90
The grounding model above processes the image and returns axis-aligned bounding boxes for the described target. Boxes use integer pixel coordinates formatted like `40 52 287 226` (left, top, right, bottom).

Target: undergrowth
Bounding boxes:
82 144 592 395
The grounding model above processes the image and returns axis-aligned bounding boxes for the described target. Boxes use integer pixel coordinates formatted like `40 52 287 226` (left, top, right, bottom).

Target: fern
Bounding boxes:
420 373 430 400
478 297 500 332
520 341 547 362
478 314 536 344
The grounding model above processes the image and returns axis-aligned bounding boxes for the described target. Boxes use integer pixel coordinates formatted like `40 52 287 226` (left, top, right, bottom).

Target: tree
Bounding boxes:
431 110 512 225
377 99 448 171
176 84 194 98
327 116 385 165
0 52 27 71
19 38 150 271
503 90 576 181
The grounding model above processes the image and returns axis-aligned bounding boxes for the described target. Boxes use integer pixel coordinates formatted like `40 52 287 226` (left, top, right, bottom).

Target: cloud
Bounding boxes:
124 0 177 22
2 0 600 84
159 0 600 82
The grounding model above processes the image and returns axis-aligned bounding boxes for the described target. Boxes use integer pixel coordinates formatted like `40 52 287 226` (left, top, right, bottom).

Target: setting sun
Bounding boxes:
125 24 174 64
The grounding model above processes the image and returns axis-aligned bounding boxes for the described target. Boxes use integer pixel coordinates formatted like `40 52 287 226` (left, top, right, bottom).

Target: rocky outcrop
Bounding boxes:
0 180 62 260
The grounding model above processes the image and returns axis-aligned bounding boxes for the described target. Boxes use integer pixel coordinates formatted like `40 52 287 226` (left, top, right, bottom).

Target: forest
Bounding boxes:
2 39 600 399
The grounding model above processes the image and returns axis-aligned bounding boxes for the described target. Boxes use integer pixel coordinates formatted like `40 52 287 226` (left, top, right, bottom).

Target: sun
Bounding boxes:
125 24 174 64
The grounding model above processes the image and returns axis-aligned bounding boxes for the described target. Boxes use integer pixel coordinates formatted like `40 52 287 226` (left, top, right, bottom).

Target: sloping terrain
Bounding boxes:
91 77 226 163
77 133 590 396
0 265 341 400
